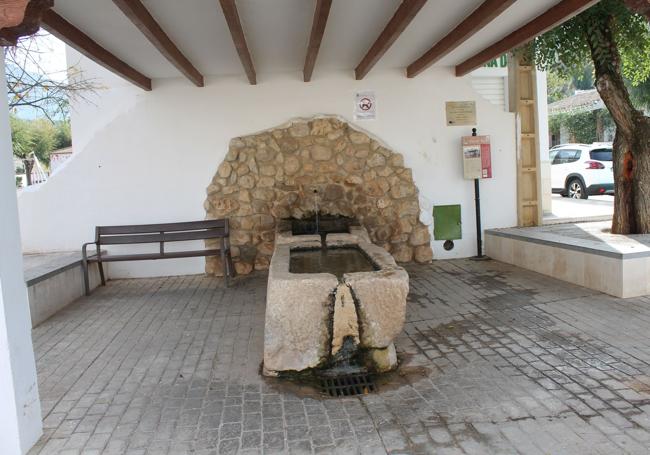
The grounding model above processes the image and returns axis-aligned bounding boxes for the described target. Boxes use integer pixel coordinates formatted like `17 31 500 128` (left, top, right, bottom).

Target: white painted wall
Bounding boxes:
0 58 42 455
18 51 518 278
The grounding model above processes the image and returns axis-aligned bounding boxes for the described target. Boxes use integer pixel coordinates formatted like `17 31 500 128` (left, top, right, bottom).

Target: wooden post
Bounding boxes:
508 53 543 227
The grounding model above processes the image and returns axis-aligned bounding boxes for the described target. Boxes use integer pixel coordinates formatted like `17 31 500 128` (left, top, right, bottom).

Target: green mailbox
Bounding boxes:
433 204 462 240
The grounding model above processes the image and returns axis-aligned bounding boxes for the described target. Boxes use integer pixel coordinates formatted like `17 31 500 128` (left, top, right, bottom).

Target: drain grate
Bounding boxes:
319 373 376 397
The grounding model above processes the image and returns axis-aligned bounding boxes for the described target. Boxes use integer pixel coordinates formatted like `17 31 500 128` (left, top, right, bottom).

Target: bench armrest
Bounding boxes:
81 242 98 261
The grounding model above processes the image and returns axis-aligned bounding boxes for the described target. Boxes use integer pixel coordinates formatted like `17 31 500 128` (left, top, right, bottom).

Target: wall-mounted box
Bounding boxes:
433 205 462 240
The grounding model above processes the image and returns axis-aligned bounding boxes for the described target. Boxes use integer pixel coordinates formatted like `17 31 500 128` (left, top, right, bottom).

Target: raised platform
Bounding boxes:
485 221 650 298
23 252 103 327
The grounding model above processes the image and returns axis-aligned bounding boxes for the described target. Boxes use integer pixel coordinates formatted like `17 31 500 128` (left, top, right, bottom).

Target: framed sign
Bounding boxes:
462 135 492 180
446 101 476 126
354 91 376 120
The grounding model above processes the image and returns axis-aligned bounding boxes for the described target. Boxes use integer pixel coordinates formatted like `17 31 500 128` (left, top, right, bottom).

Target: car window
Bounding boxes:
552 149 581 165
590 148 612 161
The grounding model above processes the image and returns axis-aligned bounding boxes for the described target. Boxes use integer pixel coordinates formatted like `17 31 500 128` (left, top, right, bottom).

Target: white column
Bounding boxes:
536 70 552 216
0 56 42 454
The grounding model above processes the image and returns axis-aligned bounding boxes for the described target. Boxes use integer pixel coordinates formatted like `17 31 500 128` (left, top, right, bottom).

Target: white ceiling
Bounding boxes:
52 0 561 82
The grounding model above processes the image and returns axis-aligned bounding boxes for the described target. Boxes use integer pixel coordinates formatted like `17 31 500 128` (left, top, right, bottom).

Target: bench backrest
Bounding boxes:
95 219 229 245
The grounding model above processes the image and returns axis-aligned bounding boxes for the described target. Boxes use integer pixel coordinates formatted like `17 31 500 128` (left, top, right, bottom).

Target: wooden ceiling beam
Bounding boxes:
407 0 516 78
41 9 152 90
113 0 203 87
218 0 256 85
303 0 332 82
355 0 427 80
455 0 600 77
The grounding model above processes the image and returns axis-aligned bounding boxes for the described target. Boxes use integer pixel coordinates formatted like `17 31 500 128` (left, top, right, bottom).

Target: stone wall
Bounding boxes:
204 116 433 276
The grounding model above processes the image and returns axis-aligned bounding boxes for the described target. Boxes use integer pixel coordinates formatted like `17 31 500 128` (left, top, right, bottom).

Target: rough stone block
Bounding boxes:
366 343 398 373
344 243 409 349
263 245 338 374
331 284 360 356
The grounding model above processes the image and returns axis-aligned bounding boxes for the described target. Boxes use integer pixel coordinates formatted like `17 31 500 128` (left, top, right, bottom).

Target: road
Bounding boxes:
545 194 613 222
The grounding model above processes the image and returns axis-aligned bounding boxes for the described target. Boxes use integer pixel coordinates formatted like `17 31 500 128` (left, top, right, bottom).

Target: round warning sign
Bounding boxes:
354 91 376 120
359 97 372 111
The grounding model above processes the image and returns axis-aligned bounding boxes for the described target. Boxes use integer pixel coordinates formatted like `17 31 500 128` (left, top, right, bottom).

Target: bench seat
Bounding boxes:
81 219 234 294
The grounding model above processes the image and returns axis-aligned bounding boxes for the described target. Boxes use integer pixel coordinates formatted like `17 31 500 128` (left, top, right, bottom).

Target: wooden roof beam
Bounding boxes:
41 9 152 90
407 0 516 78
455 0 600 77
218 0 256 85
355 0 427 80
303 0 332 82
113 0 203 87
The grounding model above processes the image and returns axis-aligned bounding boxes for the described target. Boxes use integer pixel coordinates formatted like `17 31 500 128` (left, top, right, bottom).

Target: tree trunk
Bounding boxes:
595 112 604 142
23 158 33 186
587 13 650 234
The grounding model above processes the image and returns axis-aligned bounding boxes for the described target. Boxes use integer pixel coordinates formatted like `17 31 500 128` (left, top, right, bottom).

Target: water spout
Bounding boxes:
313 188 320 235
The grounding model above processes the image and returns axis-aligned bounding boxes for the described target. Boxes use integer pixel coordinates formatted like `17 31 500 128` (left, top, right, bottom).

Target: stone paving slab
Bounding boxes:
27 259 650 454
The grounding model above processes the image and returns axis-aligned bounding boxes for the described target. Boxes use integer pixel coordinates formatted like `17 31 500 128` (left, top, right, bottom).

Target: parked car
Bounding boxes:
550 143 614 199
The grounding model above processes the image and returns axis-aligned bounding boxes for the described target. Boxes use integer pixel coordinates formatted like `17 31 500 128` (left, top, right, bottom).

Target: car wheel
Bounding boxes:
567 178 588 199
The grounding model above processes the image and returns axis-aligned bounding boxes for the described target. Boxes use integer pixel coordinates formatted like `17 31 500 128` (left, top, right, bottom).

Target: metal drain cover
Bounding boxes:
319 373 376 397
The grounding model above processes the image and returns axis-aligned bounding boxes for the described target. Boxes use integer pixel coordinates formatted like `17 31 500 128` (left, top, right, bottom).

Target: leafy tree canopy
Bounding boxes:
10 115 71 164
547 66 597 104
532 0 650 86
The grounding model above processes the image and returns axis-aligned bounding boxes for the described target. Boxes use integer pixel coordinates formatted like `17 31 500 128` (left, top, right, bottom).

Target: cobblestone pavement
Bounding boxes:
28 259 650 454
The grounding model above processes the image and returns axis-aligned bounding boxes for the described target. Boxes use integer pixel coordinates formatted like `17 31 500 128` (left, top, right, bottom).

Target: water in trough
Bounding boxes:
289 247 377 279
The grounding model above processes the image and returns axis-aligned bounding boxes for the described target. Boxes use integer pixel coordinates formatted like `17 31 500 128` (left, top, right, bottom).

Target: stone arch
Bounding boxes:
204 116 433 276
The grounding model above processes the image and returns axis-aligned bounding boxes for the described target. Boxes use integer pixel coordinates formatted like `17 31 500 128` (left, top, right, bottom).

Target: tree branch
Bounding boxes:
5 33 102 120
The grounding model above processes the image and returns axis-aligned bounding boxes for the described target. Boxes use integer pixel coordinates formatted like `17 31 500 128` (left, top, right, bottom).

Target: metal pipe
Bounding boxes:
472 128 484 258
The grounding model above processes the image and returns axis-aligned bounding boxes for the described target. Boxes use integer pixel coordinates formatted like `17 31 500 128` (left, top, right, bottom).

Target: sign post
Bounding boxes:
462 128 491 258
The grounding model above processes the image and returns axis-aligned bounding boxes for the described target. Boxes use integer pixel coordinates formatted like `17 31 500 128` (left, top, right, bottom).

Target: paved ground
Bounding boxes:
545 194 613 223
28 259 650 454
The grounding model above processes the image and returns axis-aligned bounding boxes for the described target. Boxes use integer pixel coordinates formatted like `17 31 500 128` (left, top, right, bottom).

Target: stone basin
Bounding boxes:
289 246 378 278
263 231 409 376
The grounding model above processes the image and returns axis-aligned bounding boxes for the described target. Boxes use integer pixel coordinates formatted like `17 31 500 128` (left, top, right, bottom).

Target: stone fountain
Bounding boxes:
262 215 409 377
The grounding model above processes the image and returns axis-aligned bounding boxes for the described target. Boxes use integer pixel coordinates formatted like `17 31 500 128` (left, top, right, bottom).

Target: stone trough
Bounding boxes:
263 223 409 377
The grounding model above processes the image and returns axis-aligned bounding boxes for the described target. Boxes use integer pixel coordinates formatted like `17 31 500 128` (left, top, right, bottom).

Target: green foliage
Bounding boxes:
53 121 71 150
629 77 650 109
10 116 33 159
10 115 71 165
598 108 616 133
573 66 595 90
549 109 615 144
546 66 597 104
531 0 650 85
549 63 650 110
548 113 565 136
547 71 574 103
566 112 598 143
